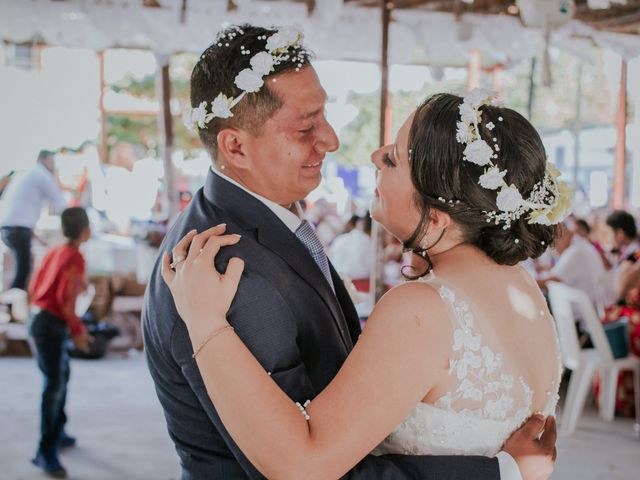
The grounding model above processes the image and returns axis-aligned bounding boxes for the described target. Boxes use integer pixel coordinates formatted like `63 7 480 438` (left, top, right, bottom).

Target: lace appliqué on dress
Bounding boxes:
373 283 558 457
435 285 532 422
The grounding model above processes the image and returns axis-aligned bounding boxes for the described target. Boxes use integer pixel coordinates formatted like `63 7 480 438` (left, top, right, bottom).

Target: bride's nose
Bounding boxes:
371 147 385 170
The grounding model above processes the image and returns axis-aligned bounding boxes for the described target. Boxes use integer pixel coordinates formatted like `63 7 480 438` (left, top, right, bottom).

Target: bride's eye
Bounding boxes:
383 152 395 167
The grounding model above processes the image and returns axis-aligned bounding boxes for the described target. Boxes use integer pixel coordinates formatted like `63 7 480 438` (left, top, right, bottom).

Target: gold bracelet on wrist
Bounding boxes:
192 325 235 359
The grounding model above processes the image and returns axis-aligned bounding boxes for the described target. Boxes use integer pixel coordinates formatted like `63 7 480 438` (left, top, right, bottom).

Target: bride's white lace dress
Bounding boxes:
374 275 562 457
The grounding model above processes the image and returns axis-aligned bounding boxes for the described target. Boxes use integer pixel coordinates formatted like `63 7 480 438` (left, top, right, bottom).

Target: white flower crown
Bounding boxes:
184 26 306 133
454 88 572 229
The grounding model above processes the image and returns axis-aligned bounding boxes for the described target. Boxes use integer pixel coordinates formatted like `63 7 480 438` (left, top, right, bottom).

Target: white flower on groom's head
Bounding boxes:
185 101 213 131
479 167 507 190
266 26 301 52
250 51 274 76
496 185 523 212
211 93 233 119
463 139 494 166
235 68 264 93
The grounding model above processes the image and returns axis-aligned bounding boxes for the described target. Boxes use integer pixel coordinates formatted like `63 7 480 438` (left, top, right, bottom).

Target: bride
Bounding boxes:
162 90 567 480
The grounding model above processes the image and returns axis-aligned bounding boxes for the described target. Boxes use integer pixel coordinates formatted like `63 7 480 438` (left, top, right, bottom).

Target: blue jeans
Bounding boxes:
29 310 70 453
0 226 32 290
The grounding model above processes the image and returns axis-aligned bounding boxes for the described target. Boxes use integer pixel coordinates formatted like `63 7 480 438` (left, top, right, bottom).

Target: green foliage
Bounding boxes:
103 48 620 166
105 52 200 159
336 73 466 167
336 49 619 168
106 115 158 157
501 49 619 129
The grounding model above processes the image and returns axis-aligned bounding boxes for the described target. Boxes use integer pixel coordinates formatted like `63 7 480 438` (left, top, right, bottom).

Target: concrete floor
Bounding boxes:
1 353 638 480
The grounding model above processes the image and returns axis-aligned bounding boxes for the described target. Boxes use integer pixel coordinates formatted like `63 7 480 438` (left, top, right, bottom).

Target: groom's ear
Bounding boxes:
217 128 249 168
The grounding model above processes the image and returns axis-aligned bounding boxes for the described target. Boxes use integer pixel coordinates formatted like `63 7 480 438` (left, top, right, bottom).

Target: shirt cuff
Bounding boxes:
496 451 523 480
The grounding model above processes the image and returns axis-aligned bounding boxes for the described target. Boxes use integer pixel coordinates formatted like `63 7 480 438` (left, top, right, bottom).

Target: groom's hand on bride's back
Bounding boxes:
503 414 557 480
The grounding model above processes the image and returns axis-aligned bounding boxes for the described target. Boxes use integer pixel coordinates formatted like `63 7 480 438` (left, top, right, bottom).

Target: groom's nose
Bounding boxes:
315 118 339 154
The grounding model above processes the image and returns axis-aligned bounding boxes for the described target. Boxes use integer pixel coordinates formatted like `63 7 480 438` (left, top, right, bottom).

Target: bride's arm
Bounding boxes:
162 230 452 480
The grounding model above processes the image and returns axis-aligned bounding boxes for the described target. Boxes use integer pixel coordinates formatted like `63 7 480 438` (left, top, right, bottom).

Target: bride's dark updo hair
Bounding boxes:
406 93 559 266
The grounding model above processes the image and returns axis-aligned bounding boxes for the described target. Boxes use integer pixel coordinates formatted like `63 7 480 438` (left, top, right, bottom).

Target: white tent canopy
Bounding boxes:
1 0 639 66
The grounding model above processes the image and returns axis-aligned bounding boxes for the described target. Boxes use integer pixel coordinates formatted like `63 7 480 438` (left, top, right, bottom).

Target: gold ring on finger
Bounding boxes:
170 256 187 270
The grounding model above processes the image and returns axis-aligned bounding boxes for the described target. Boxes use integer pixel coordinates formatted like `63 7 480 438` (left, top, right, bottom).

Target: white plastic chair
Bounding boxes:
547 281 640 434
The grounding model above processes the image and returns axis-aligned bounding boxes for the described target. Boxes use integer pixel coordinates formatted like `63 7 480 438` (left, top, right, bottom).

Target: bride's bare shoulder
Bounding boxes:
366 281 451 332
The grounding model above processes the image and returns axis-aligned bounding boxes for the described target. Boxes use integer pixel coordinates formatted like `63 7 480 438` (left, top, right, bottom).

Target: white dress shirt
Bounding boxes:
329 229 372 280
545 235 606 308
213 168 302 232
0 163 67 229
213 167 522 480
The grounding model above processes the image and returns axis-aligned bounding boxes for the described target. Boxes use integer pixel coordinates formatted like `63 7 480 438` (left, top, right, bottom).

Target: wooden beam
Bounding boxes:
379 1 392 148
155 53 179 221
588 11 640 28
466 49 481 91
371 0 393 304
613 59 627 209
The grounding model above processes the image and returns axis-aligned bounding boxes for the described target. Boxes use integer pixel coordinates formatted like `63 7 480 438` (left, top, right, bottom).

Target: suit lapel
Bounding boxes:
203 170 353 350
255 225 353 350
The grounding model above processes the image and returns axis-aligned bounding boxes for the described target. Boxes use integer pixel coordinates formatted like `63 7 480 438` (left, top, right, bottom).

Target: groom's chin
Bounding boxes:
300 173 322 192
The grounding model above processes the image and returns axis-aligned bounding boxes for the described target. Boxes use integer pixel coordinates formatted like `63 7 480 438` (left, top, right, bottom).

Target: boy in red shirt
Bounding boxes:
29 207 92 478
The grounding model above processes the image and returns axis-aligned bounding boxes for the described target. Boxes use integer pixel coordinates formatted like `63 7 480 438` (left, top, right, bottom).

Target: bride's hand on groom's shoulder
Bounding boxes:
503 415 557 480
161 224 245 344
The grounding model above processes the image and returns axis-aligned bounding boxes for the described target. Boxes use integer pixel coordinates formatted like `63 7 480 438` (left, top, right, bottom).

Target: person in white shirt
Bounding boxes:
539 222 606 308
329 214 372 282
0 150 67 290
538 222 606 346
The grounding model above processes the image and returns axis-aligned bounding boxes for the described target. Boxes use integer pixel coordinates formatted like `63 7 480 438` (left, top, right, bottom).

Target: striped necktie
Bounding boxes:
295 220 334 291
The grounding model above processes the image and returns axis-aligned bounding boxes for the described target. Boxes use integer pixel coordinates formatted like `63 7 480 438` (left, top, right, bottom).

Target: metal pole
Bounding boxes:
527 57 536 121
613 59 627 209
572 61 583 191
98 51 107 163
370 0 393 304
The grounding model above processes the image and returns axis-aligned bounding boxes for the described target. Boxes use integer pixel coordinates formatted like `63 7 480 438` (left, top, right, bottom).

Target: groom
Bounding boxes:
143 24 556 480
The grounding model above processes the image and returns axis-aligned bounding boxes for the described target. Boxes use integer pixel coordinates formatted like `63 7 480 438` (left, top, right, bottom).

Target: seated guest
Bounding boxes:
600 212 640 417
606 210 640 267
538 221 606 348
538 221 606 309
329 214 372 286
574 217 611 270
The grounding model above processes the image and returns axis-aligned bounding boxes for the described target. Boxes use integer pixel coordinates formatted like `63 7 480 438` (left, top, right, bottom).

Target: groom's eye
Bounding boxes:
299 126 315 134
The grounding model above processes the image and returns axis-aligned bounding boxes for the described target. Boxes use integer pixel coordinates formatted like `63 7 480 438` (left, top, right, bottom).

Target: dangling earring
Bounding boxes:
401 228 446 280
220 164 226 170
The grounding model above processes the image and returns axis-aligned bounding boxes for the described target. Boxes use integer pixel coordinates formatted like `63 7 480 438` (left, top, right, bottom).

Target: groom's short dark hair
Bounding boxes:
190 24 312 160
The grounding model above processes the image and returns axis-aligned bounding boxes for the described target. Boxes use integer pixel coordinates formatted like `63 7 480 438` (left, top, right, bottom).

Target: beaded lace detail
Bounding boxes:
373 278 560 457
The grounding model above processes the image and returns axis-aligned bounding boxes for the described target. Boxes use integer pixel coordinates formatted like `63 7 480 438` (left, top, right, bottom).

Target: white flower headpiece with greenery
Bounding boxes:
454 88 572 229
184 26 306 132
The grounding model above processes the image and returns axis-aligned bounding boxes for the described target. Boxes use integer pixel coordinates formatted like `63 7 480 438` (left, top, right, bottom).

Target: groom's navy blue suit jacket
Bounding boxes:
143 170 500 479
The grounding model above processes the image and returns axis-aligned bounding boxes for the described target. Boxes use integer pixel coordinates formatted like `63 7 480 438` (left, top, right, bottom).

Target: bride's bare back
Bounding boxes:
375 244 561 456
